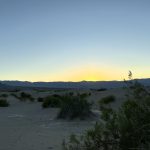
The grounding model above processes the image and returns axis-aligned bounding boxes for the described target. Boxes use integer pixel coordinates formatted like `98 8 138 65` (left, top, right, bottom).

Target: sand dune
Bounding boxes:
0 88 126 150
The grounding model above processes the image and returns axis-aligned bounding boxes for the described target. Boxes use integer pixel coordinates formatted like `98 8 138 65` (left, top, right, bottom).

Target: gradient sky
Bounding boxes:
0 0 150 81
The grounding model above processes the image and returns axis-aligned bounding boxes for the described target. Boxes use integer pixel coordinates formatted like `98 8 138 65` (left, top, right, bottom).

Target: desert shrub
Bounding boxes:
98 95 116 121
99 95 115 105
37 97 44 102
19 92 35 102
58 95 92 120
42 96 61 108
52 94 62 98
42 94 92 119
97 88 107 92
0 99 9 107
11 93 20 99
69 92 74 96
63 76 150 149
10 89 20 92
0 94 8 98
90 88 107 92
79 93 89 99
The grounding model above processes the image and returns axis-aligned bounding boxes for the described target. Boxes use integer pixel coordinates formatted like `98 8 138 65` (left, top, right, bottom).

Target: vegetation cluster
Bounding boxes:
42 93 92 120
0 99 9 107
62 77 150 150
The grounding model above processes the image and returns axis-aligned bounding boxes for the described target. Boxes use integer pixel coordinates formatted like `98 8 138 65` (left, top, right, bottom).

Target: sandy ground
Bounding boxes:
0 88 126 150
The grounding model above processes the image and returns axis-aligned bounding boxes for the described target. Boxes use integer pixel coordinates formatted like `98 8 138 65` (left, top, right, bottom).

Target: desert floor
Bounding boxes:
0 88 126 150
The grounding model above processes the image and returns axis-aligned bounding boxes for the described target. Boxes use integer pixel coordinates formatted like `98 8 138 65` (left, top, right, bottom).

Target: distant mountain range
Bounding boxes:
0 79 150 90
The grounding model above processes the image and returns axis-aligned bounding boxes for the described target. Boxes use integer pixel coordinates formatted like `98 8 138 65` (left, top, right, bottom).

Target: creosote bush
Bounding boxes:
42 94 92 120
58 95 92 120
0 99 9 107
42 96 61 108
37 97 44 102
63 76 150 149
10 89 20 92
0 94 8 98
52 94 62 98
97 88 107 92
99 95 115 105
19 92 35 102
78 93 89 99
69 92 74 96
11 93 20 99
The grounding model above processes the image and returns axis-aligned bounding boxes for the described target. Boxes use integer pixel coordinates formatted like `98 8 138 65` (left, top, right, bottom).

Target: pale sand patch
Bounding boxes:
0 88 126 150
0 96 95 150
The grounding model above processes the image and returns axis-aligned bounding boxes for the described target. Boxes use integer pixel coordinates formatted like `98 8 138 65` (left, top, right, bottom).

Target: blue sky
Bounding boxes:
0 0 150 81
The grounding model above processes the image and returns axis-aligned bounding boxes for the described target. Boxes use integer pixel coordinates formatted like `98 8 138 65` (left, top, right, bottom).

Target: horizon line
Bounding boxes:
0 78 150 83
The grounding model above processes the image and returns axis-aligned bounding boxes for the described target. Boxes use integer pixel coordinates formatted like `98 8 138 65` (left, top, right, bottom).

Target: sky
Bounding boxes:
0 0 150 82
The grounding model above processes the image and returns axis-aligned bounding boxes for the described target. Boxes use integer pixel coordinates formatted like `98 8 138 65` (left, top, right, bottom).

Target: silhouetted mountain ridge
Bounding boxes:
0 78 150 89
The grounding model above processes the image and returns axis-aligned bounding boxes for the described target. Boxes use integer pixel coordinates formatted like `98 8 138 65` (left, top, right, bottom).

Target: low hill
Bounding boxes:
1 79 150 89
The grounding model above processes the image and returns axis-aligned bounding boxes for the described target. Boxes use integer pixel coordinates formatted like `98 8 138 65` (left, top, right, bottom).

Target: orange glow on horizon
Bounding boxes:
37 64 126 82
4 65 149 82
